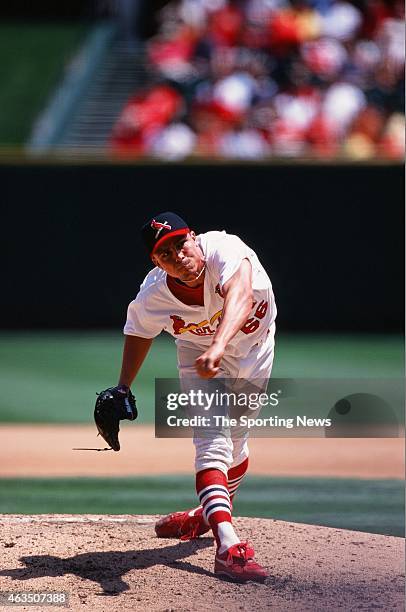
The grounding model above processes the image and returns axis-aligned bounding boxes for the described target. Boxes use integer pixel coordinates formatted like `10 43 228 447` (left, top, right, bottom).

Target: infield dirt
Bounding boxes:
1 427 404 610
0 425 403 478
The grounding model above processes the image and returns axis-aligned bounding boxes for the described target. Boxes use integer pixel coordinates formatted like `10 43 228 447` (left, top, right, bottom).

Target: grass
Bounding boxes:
0 332 403 423
0 332 178 424
0 23 86 144
0 476 403 537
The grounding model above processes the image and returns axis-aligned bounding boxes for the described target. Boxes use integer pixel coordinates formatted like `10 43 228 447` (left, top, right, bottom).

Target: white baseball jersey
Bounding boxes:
124 231 276 359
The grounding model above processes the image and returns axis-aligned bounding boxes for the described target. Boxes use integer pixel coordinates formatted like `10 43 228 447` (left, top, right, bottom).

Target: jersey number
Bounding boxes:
240 300 268 335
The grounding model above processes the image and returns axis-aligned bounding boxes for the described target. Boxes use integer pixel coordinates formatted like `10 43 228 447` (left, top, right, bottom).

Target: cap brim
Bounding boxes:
151 228 190 255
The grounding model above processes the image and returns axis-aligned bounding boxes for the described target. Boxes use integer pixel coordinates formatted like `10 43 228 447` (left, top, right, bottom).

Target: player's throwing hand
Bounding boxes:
195 343 224 378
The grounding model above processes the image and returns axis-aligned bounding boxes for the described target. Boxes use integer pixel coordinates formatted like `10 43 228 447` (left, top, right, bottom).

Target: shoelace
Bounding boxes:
180 516 203 541
226 542 255 566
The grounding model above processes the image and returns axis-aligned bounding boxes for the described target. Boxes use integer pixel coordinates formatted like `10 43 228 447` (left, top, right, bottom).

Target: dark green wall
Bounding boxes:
3 162 403 332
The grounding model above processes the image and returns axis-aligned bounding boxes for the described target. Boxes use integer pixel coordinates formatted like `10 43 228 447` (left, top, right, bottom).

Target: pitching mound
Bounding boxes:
0 515 404 611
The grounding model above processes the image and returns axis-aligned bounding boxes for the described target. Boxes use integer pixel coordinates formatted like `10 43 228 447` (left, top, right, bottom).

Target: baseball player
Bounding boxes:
116 211 276 582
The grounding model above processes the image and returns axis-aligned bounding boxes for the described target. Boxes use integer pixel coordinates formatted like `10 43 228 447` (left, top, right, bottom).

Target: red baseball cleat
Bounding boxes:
214 542 269 583
155 507 211 541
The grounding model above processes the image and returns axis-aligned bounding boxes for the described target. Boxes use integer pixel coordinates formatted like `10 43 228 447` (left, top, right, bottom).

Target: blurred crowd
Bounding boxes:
111 0 405 160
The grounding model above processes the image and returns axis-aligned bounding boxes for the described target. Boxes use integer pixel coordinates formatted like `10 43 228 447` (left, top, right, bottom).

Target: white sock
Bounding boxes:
217 522 240 554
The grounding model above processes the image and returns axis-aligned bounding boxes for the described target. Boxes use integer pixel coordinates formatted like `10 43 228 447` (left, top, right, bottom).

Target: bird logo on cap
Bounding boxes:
151 219 172 239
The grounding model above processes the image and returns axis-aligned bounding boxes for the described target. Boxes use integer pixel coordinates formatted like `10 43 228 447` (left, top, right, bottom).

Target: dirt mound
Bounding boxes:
0 515 404 611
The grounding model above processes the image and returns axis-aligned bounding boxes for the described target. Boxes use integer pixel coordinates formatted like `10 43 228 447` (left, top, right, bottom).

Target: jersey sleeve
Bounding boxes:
123 294 163 339
210 234 253 288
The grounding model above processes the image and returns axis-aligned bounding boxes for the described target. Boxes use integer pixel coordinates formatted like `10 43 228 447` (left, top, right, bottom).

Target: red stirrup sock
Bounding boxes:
196 468 233 548
227 457 249 505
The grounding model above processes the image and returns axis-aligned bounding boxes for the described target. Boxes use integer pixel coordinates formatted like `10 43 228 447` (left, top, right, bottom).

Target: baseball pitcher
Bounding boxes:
97 211 276 582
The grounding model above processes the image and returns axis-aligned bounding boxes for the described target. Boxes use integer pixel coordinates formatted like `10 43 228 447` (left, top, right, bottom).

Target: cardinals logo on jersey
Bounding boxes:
169 301 268 337
170 310 222 336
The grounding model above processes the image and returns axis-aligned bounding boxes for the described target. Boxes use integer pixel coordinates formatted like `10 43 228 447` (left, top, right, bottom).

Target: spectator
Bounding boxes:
111 83 184 156
110 0 405 160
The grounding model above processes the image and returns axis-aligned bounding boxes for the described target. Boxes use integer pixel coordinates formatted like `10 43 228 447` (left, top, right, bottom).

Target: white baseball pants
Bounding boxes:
177 323 275 475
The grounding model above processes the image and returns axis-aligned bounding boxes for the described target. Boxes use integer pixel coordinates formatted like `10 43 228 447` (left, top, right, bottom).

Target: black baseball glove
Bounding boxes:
94 385 137 451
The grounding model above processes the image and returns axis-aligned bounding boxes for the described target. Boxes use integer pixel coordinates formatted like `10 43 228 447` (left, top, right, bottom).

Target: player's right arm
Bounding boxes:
118 335 153 388
120 270 167 387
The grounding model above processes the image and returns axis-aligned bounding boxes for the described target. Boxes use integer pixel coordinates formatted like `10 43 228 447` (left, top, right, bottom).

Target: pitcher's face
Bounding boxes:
152 231 205 283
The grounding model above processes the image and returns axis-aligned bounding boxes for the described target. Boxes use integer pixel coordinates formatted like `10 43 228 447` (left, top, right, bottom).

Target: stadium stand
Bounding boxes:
110 0 405 160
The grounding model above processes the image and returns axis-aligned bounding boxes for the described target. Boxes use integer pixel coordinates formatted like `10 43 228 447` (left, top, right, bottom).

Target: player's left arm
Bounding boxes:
195 258 253 378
